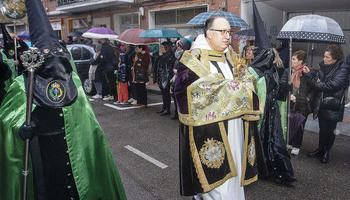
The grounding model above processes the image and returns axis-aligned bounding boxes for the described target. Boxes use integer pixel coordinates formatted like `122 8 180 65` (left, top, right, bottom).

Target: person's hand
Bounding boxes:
14 60 19 66
150 52 153 57
317 78 320 82
173 69 177 74
303 66 310 73
18 122 35 140
290 94 296 103
286 83 293 92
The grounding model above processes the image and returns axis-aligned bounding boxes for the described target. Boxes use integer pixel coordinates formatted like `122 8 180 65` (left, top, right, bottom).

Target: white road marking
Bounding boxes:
124 145 168 169
104 101 173 110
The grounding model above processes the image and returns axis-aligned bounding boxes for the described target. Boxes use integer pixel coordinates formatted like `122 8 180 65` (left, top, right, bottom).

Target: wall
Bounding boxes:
241 1 284 47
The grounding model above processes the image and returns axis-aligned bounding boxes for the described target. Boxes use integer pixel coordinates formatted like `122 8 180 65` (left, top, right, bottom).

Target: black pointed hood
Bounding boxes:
24 0 77 108
252 0 271 54
25 0 59 50
1 23 15 58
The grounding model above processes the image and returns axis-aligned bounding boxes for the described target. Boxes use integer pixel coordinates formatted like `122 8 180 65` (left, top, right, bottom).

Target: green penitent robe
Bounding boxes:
0 72 127 200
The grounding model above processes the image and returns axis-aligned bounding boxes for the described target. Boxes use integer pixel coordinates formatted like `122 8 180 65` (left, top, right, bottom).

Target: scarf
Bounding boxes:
319 61 337 75
291 64 304 88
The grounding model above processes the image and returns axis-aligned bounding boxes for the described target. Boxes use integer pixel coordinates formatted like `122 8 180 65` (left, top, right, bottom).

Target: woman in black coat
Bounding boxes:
154 42 176 115
303 44 349 164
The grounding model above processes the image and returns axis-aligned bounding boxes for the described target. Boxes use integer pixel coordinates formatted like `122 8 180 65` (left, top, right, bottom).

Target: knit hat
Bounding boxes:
178 39 191 50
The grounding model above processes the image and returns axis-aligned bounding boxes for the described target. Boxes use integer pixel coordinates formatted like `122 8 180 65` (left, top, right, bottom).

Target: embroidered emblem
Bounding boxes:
248 137 256 166
9 49 15 56
46 80 66 103
199 138 225 169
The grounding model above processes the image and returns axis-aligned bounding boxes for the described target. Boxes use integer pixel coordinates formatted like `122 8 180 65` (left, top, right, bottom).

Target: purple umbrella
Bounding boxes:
18 30 30 40
82 27 118 39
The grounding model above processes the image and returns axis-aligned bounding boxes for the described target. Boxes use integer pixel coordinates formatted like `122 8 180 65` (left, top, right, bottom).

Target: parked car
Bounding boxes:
67 44 96 95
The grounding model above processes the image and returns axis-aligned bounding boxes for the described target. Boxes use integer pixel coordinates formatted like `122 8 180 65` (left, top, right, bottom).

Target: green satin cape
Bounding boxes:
0 72 127 200
248 67 287 140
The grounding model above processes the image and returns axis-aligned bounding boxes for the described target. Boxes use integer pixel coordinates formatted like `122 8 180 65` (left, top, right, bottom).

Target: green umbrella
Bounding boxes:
138 28 182 38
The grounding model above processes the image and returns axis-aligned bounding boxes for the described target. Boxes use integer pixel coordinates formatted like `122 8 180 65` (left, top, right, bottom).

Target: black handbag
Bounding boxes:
322 94 344 111
135 71 147 81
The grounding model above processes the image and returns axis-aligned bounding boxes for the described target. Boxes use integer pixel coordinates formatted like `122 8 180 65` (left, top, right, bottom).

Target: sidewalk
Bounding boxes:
305 107 350 137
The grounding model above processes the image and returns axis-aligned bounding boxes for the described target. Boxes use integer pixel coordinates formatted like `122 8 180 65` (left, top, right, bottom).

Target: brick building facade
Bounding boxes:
42 0 242 42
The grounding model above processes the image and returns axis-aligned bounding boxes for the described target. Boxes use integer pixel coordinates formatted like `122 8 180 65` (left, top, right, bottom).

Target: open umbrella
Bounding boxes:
187 10 249 28
234 29 255 40
18 30 30 40
138 28 182 38
82 27 118 39
116 28 158 45
68 31 83 38
277 14 345 44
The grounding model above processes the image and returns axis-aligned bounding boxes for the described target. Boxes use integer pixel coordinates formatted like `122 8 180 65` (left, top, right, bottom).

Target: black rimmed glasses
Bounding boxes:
209 29 234 36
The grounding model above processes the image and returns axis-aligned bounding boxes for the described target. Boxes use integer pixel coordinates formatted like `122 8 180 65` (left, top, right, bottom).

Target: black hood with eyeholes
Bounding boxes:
25 0 77 108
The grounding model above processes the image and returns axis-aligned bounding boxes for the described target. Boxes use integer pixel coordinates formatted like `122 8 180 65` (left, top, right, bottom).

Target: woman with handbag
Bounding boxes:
154 42 176 116
289 50 314 156
303 44 348 163
132 45 150 108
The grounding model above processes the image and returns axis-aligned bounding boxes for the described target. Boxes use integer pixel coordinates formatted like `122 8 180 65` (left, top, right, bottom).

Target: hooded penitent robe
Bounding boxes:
175 34 264 198
0 71 127 200
248 48 294 181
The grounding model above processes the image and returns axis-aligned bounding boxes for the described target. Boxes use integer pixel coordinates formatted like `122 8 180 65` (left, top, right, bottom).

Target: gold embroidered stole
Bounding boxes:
179 48 263 191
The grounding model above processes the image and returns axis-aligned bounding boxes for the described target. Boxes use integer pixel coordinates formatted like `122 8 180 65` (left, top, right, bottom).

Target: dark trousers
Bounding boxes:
135 82 147 105
160 87 171 111
171 86 178 114
318 116 337 151
103 71 117 99
290 118 307 148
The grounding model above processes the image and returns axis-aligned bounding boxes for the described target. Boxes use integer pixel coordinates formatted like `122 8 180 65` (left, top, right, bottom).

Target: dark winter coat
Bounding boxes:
100 42 115 73
154 51 176 89
133 52 150 83
291 74 315 117
305 59 348 122
117 53 128 83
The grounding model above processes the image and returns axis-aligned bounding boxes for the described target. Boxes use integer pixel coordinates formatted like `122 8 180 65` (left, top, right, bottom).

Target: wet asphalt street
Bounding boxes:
89 92 350 200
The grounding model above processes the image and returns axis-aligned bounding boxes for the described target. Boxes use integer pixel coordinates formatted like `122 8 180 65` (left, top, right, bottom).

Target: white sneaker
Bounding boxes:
128 98 134 103
114 101 121 105
345 102 350 108
291 147 300 156
131 100 137 105
121 102 129 105
92 94 102 99
103 95 114 101
286 144 293 150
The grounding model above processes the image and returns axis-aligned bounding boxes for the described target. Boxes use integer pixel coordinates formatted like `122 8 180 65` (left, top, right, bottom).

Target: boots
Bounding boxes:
307 148 324 158
160 109 170 116
320 150 329 164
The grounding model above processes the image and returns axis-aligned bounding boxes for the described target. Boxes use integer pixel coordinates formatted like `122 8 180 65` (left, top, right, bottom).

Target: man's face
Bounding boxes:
206 17 231 52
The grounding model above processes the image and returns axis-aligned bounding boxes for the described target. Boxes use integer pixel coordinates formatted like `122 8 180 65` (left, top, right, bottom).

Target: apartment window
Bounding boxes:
155 6 207 26
120 14 139 33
